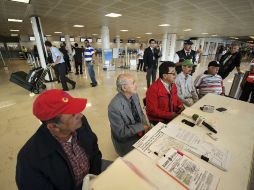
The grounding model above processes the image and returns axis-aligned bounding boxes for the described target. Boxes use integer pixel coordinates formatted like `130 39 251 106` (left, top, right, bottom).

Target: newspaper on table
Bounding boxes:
162 125 231 171
157 148 220 190
133 122 185 160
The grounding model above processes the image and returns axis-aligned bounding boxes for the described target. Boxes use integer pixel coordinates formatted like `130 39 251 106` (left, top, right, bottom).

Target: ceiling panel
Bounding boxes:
0 0 253 40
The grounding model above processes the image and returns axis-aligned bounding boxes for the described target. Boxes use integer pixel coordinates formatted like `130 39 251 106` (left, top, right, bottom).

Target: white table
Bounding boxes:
125 94 254 190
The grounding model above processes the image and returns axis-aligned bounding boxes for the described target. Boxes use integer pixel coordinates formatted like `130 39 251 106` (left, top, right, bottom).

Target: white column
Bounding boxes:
101 25 110 50
64 35 73 56
168 34 177 61
161 33 169 61
30 16 47 68
30 16 52 80
116 35 120 49
199 38 205 51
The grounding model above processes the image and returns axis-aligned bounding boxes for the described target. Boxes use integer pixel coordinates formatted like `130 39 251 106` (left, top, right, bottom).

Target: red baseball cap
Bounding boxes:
33 89 87 121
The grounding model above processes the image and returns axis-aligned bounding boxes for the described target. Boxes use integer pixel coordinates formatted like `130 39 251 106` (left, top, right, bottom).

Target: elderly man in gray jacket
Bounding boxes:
108 74 150 156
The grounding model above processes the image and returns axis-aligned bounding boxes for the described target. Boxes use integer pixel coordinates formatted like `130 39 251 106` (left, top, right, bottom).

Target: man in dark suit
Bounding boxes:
108 74 150 156
218 44 242 79
73 43 83 75
16 89 102 190
143 39 161 88
174 39 198 74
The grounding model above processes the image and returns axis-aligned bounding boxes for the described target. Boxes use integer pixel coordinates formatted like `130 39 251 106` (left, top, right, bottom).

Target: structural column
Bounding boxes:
161 33 176 62
64 35 73 56
101 26 111 69
30 16 52 80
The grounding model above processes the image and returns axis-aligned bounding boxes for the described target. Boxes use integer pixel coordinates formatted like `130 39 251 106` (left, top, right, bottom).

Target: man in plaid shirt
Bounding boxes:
16 89 103 190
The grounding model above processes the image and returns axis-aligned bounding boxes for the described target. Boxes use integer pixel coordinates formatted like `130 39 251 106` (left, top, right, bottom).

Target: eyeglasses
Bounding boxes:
167 72 176 75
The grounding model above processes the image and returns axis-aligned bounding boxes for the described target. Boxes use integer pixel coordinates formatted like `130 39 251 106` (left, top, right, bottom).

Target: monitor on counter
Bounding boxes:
29 36 35 41
60 37 65 42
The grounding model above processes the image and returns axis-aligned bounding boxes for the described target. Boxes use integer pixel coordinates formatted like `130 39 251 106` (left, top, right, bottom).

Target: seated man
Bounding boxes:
194 61 225 98
108 74 150 156
146 62 184 125
175 59 199 107
16 89 102 190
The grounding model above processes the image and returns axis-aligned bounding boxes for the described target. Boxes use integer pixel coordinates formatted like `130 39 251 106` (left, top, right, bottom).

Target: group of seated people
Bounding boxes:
16 58 252 190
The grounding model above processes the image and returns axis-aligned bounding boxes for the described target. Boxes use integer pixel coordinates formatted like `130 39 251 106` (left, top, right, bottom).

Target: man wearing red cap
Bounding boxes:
16 89 102 190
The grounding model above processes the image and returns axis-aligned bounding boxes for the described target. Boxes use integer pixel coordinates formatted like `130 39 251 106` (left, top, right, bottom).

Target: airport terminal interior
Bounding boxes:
0 0 254 190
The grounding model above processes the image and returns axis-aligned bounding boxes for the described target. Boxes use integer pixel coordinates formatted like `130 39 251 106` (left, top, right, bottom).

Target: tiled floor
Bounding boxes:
0 55 250 189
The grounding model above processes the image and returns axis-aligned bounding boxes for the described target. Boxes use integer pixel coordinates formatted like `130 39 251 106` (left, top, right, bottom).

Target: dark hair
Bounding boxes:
149 39 156 44
84 39 89 43
42 115 61 125
45 41 52 47
159 61 175 79
74 43 78 47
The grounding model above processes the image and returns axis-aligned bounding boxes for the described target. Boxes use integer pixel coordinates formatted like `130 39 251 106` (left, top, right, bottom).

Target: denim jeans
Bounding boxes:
86 61 97 85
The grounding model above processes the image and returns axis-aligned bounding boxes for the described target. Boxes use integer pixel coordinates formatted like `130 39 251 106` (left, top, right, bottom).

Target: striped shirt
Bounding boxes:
194 72 224 97
84 46 94 62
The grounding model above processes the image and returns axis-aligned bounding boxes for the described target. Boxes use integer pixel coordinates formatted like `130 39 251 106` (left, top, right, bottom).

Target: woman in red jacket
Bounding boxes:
146 61 184 125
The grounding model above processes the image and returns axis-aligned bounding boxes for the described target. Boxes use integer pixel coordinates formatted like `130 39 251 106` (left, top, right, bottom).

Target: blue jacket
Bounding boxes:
16 116 102 190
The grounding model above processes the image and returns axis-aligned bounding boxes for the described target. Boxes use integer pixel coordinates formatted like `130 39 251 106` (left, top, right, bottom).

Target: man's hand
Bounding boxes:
144 125 151 133
51 62 57 66
176 106 185 114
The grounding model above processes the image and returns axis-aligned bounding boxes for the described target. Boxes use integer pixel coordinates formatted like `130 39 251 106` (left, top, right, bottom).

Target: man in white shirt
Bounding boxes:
45 41 76 91
173 40 199 74
175 59 199 107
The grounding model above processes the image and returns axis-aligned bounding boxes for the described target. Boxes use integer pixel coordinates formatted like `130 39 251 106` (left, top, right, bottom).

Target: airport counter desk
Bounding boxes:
124 93 254 190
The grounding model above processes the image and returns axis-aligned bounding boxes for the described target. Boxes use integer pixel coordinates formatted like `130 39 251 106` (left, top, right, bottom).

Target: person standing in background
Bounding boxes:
84 40 97 87
143 39 160 88
59 42 72 73
45 41 76 91
137 44 144 71
174 40 198 74
73 43 83 75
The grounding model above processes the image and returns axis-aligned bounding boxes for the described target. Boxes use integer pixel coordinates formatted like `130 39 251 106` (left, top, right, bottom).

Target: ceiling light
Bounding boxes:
105 13 122 18
136 37 141 38
249 36 254 39
183 28 192 31
234 37 239 39
8 18 23 22
73 25 84 28
158 24 170 27
10 29 20 32
229 37 235 39
145 33 152 35
201 33 208 35
46 35 52 36
120 30 128 32
9 0 30 3
211 34 218 36
11 34 18 36
54 31 62 34
92 34 98 36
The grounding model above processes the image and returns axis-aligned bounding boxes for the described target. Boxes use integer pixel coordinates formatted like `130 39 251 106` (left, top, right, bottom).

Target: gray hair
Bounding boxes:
116 74 131 93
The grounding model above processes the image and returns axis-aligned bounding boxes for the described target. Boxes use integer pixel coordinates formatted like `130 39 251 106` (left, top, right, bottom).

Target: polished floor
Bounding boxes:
0 56 250 189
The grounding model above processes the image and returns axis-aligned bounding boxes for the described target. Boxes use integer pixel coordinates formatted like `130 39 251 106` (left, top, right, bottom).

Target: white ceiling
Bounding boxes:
0 0 254 41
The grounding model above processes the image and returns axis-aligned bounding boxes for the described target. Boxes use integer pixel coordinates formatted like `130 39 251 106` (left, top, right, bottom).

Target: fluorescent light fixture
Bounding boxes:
10 29 19 32
11 34 18 36
54 31 62 34
211 34 218 36
136 37 141 38
158 24 170 27
183 28 192 31
92 33 98 36
8 18 23 22
249 36 254 39
46 34 52 36
73 25 84 28
234 37 239 39
105 13 122 17
229 37 236 39
201 32 208 34
120 30 128 32
145 33 152 35
9 0 30 4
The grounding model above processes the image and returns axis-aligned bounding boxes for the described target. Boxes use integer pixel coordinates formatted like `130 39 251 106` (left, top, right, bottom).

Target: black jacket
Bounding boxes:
143 47 160 69
218 51 242 79
16 116 102 190
175 49 196 73
73 47 83 63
